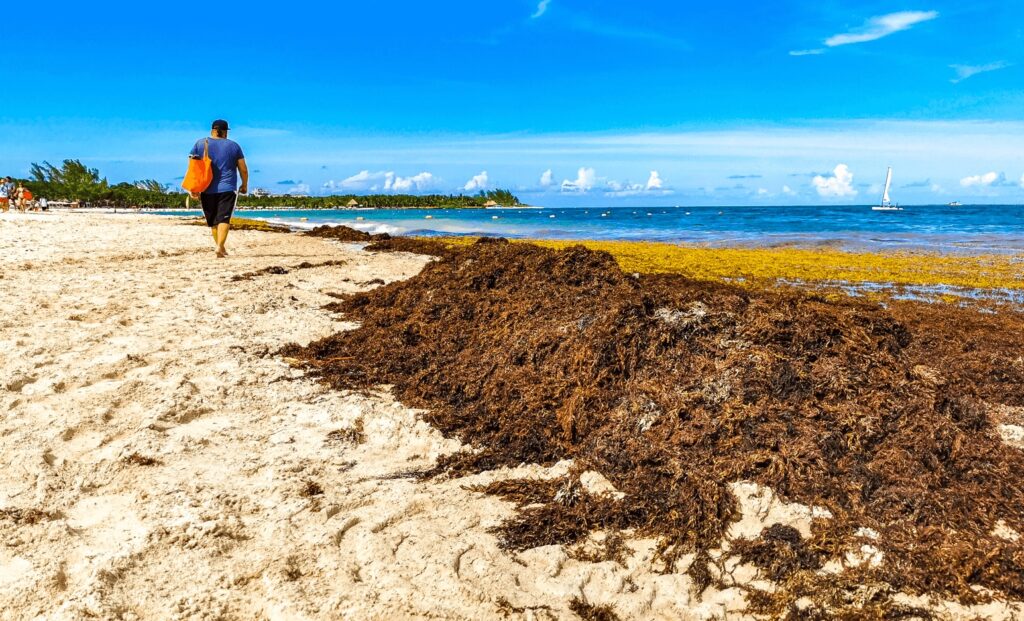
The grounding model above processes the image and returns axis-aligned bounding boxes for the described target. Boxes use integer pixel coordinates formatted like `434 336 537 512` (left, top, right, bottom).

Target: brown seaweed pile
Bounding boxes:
285 239 1024 615
304 224 391 242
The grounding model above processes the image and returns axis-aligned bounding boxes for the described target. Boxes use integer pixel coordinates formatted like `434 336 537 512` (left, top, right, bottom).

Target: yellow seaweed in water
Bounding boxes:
433 237 1024 293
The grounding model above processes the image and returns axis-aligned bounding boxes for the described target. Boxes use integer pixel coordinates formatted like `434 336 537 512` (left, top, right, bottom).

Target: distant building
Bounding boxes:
252 188 272 198
484 200 499 207
346 199 360 208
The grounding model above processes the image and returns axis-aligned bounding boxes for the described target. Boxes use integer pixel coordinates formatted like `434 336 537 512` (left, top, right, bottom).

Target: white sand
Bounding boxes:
1 212 1020 620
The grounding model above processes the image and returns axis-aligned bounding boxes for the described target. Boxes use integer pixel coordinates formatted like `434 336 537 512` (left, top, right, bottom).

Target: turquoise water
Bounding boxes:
158 205 1024 254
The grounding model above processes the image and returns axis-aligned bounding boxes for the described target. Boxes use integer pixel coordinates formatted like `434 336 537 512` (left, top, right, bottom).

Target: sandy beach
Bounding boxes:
2 212 1022 620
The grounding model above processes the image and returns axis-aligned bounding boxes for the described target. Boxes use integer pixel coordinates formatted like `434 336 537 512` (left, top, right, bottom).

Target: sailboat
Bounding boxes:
871 167 903 211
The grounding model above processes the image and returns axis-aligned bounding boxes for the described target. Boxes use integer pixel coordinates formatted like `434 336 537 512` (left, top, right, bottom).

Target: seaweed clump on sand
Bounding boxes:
303 224 453 257
304 224 391 242
231 260 347 282
284 238 1024 614
568 598 621 621
363 237 454 257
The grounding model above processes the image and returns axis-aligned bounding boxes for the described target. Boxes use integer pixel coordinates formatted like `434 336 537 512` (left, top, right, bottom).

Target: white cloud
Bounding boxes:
342 170 374 187
825 11 938 47
327 170 438 193
646 170 663 190
960 171 1002 188
1020 173 1024 188
757 188 771 197
375 173 395 191
389 172 435 193
604 180 644 196
782 185 796 196
812 164 857 198
789 49 824 57
950 61 1012 84
561 167 597 192
539 169 554 187
531 0 551 19
332 170 435 193
283 183 310 195
463 170 489 192
603 172 672 197
339 170 392 190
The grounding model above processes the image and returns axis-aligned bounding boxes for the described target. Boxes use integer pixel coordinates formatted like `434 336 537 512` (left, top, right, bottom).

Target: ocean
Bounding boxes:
162 205 1024 254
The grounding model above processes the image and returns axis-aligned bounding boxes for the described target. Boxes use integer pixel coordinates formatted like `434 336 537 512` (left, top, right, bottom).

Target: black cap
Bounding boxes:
211 119 229 131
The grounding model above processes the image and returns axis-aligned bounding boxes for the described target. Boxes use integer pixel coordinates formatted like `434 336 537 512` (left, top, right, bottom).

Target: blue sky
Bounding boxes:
0 0 1022 205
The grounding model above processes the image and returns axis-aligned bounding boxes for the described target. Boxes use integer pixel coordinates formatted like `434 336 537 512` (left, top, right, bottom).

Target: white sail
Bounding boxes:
881 167 893 204
872 167 902 211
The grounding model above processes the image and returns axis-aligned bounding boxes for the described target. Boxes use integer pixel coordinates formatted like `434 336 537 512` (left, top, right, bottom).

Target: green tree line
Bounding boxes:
239 188 520 209
21 160 184 208
17 160 522 209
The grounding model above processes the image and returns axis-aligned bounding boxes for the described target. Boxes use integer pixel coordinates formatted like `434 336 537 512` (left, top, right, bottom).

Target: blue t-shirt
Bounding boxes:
190 138 244 194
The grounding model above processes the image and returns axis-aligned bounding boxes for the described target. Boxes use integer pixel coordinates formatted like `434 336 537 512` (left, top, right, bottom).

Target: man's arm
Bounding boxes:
237 158 249 195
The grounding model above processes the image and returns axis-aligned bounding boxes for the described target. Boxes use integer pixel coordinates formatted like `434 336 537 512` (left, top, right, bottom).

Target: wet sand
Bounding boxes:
1 212 1021 620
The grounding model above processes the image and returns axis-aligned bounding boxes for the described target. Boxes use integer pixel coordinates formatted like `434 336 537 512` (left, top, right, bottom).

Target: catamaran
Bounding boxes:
871 167 902 211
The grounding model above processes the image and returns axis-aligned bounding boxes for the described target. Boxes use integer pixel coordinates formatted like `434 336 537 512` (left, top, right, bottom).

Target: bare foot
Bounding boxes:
216 249 227 258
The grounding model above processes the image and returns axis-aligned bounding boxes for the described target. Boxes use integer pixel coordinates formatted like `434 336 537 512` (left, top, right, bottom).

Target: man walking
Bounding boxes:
189 120 248 257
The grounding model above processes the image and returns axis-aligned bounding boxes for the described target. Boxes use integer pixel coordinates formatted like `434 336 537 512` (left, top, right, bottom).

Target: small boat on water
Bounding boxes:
871 167 903 211
948 201 962 207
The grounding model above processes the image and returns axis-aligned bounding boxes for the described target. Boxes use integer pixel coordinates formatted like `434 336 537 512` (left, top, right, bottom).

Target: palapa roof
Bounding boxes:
346 199 360 207
484 200 499 207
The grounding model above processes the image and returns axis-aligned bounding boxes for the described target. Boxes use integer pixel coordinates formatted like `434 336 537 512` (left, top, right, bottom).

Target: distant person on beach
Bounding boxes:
189 119 248 258
15 184 31 212
0 177 12 212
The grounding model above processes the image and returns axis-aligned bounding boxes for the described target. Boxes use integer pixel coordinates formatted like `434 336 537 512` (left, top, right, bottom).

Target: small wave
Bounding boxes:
347 222 405 236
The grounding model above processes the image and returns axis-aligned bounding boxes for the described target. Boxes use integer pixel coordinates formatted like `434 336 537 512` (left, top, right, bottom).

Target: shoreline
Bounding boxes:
1 212 1022 619
50 208 1024 304
126 205 1024 257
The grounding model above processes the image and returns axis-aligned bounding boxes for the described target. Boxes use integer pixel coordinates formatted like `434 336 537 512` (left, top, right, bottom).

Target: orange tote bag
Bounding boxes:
182 139 213 194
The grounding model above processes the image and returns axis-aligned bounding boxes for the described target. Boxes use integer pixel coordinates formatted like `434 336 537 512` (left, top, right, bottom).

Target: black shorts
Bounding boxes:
200 191 237 226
